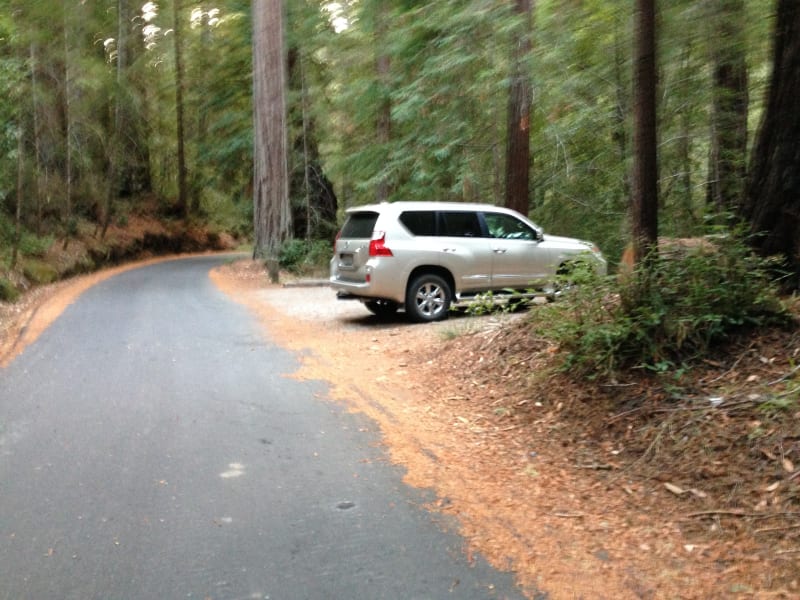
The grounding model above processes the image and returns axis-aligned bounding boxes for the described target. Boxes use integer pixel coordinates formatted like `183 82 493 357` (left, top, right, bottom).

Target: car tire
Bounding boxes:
545 260 590 300
405 274 452 323
364 299 399 317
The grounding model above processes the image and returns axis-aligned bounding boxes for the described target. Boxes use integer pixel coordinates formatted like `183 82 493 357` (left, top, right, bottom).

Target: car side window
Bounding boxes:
440 212 482 237
399 211 437 236
484 213 537 241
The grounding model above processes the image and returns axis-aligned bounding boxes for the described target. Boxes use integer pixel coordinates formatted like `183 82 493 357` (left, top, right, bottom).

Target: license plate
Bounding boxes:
339 253 354 267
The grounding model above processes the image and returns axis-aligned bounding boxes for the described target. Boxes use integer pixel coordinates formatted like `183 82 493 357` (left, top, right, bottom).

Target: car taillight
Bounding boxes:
369 231 393 257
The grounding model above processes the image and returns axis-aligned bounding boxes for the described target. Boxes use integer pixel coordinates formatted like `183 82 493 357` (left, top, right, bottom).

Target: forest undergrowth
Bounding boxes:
433 296 800 594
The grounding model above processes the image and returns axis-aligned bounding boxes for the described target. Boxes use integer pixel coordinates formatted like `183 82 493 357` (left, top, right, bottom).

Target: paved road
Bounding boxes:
0 256 529 600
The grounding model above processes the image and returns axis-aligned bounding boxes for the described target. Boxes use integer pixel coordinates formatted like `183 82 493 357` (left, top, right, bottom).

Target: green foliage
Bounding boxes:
463 292 505 316
0 277 19 302
22 258 58 285
278 238 332 275
18 232 52 258
532 233 793 380
758 395 797 416
461 290 530 316
327 0 512 206
0 0 785 295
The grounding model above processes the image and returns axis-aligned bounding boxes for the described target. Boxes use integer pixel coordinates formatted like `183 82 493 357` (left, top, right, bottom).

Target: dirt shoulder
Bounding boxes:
210 260 799 599
3 257 798 599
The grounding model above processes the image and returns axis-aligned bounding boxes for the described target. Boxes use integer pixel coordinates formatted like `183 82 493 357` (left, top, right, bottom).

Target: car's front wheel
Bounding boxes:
364 299 399 317
405 274 452 323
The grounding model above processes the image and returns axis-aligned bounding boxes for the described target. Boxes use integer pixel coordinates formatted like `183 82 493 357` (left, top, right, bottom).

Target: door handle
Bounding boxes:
493 248 507 254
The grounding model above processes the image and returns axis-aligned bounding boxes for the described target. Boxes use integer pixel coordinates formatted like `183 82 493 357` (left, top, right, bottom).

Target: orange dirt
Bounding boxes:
210 260 799 599
3 257 798 599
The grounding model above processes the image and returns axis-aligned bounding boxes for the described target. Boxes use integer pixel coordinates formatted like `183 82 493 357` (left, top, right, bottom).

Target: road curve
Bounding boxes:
0 256 528 600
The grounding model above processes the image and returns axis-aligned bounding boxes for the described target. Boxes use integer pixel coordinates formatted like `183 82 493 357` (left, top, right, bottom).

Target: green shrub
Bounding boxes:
278 238 332 274
22 259 59 285
18 232 52 258
531 233 793 380
0 277 19 302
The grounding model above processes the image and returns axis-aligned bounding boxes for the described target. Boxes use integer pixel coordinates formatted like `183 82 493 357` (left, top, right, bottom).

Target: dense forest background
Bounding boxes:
0 0 797 288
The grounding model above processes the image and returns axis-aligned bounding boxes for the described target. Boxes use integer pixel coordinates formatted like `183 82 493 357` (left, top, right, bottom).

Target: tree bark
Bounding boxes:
11 126 24 269
252 0 291 280
741 0 800 284
504 0 533 216
631 0 659 265
29 41 43 237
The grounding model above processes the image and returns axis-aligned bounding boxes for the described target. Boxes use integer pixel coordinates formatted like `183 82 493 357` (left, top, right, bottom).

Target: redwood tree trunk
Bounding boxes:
741 0 800 284
504 0 533 216
631 0 659 265
252 0 291 279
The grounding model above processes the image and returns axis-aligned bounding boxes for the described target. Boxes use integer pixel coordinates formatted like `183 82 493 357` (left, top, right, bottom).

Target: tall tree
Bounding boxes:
11 121 24 269
62 0 74 233
504 0 533 215
287 47 337 241
631 0 659 265
173 0 189 217
375 1 392 203
116 0 151 197
102 0 130 239
741 0 800 285
252 0 291 280
707 0 748 215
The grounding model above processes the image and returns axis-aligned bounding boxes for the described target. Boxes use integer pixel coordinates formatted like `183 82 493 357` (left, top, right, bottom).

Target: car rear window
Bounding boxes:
399 211 437 236
340 211 379 238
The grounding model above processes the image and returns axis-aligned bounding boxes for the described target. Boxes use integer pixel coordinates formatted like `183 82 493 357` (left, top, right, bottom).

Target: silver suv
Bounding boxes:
330 202 606 322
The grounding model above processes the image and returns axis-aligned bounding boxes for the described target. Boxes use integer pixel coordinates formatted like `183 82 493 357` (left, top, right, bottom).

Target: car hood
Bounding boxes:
540 233 598 252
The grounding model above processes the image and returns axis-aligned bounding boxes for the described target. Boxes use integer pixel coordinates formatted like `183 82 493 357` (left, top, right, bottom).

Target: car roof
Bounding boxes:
345 201 522 215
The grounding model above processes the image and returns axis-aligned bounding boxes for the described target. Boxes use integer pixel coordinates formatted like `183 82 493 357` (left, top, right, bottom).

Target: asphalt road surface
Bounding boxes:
0 256 529 600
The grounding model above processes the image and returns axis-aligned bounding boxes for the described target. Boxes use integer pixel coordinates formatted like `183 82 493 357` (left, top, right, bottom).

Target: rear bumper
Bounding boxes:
329 274 406 304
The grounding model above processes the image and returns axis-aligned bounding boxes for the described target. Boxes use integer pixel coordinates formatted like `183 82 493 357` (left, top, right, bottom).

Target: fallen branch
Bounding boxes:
575 462 616 470
777 384 800 398
706 343 754 384
754 524 800 534
606 405 647 423
767 364 800 386
685 510 800 520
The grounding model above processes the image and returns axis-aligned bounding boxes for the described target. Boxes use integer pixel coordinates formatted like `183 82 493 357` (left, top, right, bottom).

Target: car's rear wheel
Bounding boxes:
405 274 452 323
364 299 399 317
